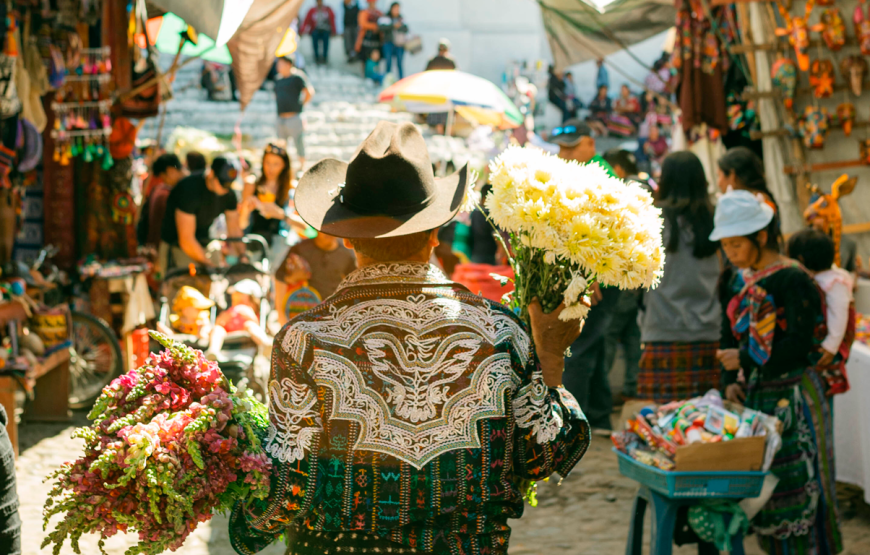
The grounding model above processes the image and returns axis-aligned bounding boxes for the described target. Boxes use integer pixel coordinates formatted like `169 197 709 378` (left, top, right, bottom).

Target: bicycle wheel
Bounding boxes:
69 312 124 410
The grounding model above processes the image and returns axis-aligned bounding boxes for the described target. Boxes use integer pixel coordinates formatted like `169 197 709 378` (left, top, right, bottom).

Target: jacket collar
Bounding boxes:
336 262 452 291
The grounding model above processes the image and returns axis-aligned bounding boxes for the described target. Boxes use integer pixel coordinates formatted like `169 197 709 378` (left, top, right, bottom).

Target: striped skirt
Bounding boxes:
748 368 842 555
637 341 721 403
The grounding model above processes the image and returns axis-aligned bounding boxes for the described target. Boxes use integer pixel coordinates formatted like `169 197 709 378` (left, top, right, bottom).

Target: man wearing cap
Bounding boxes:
425 40 457 134
548 119 617 177
158 156 243 273
425 38 457 71
230 122 590 555
550 120 619 433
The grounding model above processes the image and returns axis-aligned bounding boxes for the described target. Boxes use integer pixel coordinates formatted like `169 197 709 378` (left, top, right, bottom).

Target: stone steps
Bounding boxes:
140 55 473 170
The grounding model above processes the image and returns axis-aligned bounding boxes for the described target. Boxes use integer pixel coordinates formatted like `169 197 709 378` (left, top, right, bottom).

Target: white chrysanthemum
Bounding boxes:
559 303 591 322
563 273 588 305
486 145 665 291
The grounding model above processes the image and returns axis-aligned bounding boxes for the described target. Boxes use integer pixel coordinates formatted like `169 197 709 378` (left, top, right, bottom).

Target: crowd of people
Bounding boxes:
297 0 413 82
547 53 676 175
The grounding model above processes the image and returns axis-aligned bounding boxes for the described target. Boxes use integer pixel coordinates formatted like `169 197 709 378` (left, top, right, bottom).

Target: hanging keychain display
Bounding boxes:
49 47 113 168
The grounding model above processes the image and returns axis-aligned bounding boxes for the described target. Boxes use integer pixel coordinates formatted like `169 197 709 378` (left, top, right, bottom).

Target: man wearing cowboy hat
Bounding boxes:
230 122 590 555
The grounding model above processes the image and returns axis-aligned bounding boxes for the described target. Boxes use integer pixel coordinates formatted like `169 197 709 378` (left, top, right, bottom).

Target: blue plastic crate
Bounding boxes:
614 449 766 499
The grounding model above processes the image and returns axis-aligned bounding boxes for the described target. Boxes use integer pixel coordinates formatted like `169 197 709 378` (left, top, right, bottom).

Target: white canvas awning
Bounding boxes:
539 0 676 70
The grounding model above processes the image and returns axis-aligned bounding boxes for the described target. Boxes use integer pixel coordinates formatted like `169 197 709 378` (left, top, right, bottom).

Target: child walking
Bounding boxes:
713 191 842 554
788 228 855 396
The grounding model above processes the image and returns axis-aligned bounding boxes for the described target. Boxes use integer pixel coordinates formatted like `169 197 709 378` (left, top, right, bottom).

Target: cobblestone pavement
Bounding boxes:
16 414 870 555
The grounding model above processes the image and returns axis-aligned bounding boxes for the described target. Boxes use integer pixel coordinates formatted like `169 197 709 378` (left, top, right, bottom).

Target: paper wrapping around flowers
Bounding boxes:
485 146 665 292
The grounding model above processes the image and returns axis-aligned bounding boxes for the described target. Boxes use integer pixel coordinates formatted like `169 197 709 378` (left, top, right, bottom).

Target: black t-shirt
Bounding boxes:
343 3 360 27
161 174 238 247
275 72 311 114
426 55 456 71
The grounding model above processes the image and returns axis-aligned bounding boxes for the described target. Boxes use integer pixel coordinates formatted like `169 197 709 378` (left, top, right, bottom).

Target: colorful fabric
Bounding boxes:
749 369 842 555
688 500 750 552
727 262 796 366
219 304 258 333
637 341 720 403
229 263 590 555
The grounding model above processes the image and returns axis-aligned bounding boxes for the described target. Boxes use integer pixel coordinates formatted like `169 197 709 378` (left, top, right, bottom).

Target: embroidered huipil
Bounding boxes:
230 263 589 555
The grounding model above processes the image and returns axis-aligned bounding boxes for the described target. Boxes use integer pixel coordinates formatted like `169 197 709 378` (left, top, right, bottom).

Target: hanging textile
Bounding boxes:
672 0 732 132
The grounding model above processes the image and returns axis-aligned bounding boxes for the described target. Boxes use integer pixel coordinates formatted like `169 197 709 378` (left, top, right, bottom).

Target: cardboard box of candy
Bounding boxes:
613 390 781 472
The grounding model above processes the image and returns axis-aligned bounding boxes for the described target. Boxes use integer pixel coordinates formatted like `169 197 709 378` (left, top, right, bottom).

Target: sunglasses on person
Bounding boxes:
550 126 578 137
265 144 287 157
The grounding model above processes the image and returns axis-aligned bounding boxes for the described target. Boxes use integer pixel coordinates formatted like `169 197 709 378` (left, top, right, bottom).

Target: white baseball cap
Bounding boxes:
709 190 775 241
229 279 263 299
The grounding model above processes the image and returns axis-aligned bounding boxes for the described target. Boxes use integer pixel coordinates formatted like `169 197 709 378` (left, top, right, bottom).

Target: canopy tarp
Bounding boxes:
538 0 676 71
227 0 304 110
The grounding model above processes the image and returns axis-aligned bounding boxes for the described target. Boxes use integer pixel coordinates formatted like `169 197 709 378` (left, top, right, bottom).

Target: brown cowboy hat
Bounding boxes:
295 121 469 239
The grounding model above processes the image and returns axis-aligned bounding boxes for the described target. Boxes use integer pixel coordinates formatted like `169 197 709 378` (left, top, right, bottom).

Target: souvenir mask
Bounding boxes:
856 4 870 55
800 106 829 149
837 102 856 136
810 59 835 98
821 8 847 50
861 139 870 165
776 0 822 71
111 192 135 225
772 56 798 110
840 55 869 95
803 174 857 266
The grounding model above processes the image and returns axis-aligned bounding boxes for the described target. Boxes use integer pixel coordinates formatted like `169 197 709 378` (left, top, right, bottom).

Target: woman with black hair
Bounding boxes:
714 190 841 554
637 151 722 403
717 146 778 211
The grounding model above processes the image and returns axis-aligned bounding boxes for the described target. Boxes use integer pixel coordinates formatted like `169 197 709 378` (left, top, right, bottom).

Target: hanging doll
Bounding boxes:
810 59 835 98
820 8 847 50
803 174 858 267
856 1 870 56
837 102 856 135
841 55 869 95
800 105 830 149
772 55 798 110
775 0 823 72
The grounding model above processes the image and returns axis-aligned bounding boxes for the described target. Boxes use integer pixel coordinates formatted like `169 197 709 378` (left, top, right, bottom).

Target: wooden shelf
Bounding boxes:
749 120 870 140
784 159 866 174
0 302 27 328
730 36 858 54
33 349 70 381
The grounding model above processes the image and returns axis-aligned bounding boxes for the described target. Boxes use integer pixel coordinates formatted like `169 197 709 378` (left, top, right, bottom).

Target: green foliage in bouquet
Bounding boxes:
42 332 273 555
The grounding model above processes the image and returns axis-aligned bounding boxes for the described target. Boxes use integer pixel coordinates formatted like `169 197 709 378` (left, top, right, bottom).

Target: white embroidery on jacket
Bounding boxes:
266 378 321 463
513 371 563 444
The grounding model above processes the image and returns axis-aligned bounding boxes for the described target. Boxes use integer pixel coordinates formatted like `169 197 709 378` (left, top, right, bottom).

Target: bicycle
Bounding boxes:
30 246 124 409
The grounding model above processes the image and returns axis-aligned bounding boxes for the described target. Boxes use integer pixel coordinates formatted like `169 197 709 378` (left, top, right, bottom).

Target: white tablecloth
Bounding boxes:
834 342 870 503
855 278 870 315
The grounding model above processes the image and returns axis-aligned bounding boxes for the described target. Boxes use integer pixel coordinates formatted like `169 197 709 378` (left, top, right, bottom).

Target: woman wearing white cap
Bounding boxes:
714 190 842 553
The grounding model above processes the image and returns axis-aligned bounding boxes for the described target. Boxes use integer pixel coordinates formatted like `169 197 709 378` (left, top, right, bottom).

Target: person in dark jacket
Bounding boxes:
342 0 360 62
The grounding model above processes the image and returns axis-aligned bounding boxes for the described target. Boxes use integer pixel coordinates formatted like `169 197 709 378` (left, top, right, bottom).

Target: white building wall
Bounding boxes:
309 0 552 84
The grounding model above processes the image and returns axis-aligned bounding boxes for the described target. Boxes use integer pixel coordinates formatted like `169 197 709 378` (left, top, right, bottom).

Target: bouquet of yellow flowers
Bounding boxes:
483 146 665 322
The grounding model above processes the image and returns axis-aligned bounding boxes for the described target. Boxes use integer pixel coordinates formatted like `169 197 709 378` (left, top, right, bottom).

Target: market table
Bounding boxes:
0 301 71 456
834 341 870 503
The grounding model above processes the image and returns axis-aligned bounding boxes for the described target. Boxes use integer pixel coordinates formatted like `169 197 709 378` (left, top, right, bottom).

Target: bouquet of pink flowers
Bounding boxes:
42 332 273 555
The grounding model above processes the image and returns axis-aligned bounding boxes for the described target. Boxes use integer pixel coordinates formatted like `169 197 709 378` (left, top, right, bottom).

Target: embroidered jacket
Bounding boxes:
230 263 589 555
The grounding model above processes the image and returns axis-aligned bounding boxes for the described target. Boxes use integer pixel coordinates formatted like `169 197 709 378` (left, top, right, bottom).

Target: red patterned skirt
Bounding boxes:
638 341 721 403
